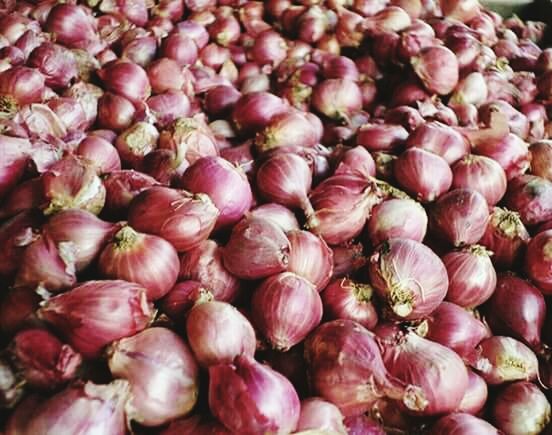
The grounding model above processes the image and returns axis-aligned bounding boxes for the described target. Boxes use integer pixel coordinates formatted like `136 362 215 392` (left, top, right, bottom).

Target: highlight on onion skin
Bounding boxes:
525 229 552 294
457 370 488 416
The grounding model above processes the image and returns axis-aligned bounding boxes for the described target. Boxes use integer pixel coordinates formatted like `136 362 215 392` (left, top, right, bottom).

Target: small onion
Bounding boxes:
366 198 428 245
492 381 551 435
334 146 376 179
297 397 347 434
45 5 99 51
108 327 199 426
159 281 212 323
530 141 552 181
247 203 300 233
0 286 41 337
97 93 136 133
443 245 497 308
406 121 469 165
452 155 507 206
430 413 499 435
222 216 290 280
344 414 386 435
186 300 256 367
505 175 552 227
147 90 191 128
232 91 288 134
97 61 151 104
209 355 300 435
431 188 489 247
525 230 552 294
411 45 459 95
356 123 409 153
115 121 159 170
27 42 78 90
312 78 363 122
251 272 322 351
457 370 488 416
368 238 448 320
255 111 319 152
470 336 538 385
0 66 45 108
475 133 530 181
76 136 122 174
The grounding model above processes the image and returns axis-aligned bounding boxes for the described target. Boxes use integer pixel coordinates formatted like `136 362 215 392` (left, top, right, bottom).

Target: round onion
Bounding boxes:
452 155 507 206
287 230 333 291
406 121 469 165
430 413 499 435
530 140 552 180
457 370 488 416
505 175 552 227
525 230 552 294
296 397 347 434
411 45 459 95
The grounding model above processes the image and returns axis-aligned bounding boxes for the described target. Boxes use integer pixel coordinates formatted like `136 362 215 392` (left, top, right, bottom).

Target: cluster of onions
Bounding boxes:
0 0 552 432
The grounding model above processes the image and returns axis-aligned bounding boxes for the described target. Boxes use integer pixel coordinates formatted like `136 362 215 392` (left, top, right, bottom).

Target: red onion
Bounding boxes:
98 225 179 301
115 121 159 170
470 336 538 385
210 355 300 434
9 381 130 435
331 243 367 279
430 413 499 435
208 12 241 47
524 107 548 143
47 97 88 133
161 32 199 67
480 101 529 140
492 381 550 435
312 79 362 122
175 20 209 49
406 121 469 165
180 156 253 229
252 272 322 350
487 274 545 352
525 230 552 294
128 186 219 252
107 327 198 426
15 232 77 292
147 91 191 128
475 133 530 181
251 30 288 68
246 203 300 233
305 320 426 417
367 198 428 245
322 278 378 330
256 111 319 152
431 188 489 247
102 170 160 218
390 79 430 107
344 414 386 434
44 209 116 272
394 147 453 202
223 216 290 279
11 328 81 390
309 175 382 245
356 123 409 153
27 43 77 90
505 175 552 227
334 146 376 179
287 230 333 291
160 415 231 435
443 245 496 308
0 135 31 199
368 238 448 320
0 14 39 44
14 103 67 139
45 5 99 51
97 93 136 133
422 301 489 359
297 397 347 434
458 370 488 415
0 286 40 339
38 280 154 358
98 61 151 104
204 85 241 117
41 154 106 216
377 325 468 416
0 66 45 108
121 36 158 68
232 91 288 134
179 239 240 303
0 177 43 220
76 136 121 174
411 46 459 95
159 280 212 322
186 300 256 367
146 58 185 95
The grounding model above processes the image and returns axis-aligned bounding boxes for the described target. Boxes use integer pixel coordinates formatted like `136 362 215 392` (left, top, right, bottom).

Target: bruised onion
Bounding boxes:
296 397 347 434
452 155 507 206
443 245 496 308
431 188 489 247
209 355 300 434
322 278 378 330
38 280 154 358
525 230 552 294
368 238 448 320
492 381 550 435
186 300 256 367
108 327 199 426
487 274 546 352
394 148 452 202
222 216 290 280
505 175 552 227
179 239 241 302
252 272 322 350
287 230 333 291
128 186 219 252
180 156 253 229
430 413 499 435
470 336 538 385
305 320 426 417
367 198 428 245
530 140 552 180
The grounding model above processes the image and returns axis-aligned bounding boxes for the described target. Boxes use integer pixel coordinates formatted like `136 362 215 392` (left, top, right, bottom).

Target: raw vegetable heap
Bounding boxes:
0 0 551 433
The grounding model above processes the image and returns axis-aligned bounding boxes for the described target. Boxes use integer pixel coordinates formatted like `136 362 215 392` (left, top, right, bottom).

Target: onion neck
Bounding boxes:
113 226 141 250
352 282 373 303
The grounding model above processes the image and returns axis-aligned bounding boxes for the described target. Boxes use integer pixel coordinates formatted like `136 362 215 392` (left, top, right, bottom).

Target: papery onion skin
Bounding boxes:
366 198 428 245
305 320 427 417
186 300 256 367
480 207 529 269
334 146 376 179
296 397 347 434
0 66 45 108
377 326 469 416
368 238 448 320
97 61 151 104
530 140 552 181
287 230 333 292
98 225 180 301
115 121 160 170
443 245 497 308
452 155 507 206
180 156 253 230
222 216 290 280
525 230 552 294
312 78 363 122
431 188 489 247
430 413 499 435
251 272 322 351
247 203 300 233
457 370 488 415
108 327 199 427
411 45 459 95
76 136 122 174
321 278 378 330
27 42 78 90
505 175 552 227
406 121 469 165
128 186 219 253
45 4 99 51
492 381 551 435
470 336 538 385
38 280 154 359
208 355 301 435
